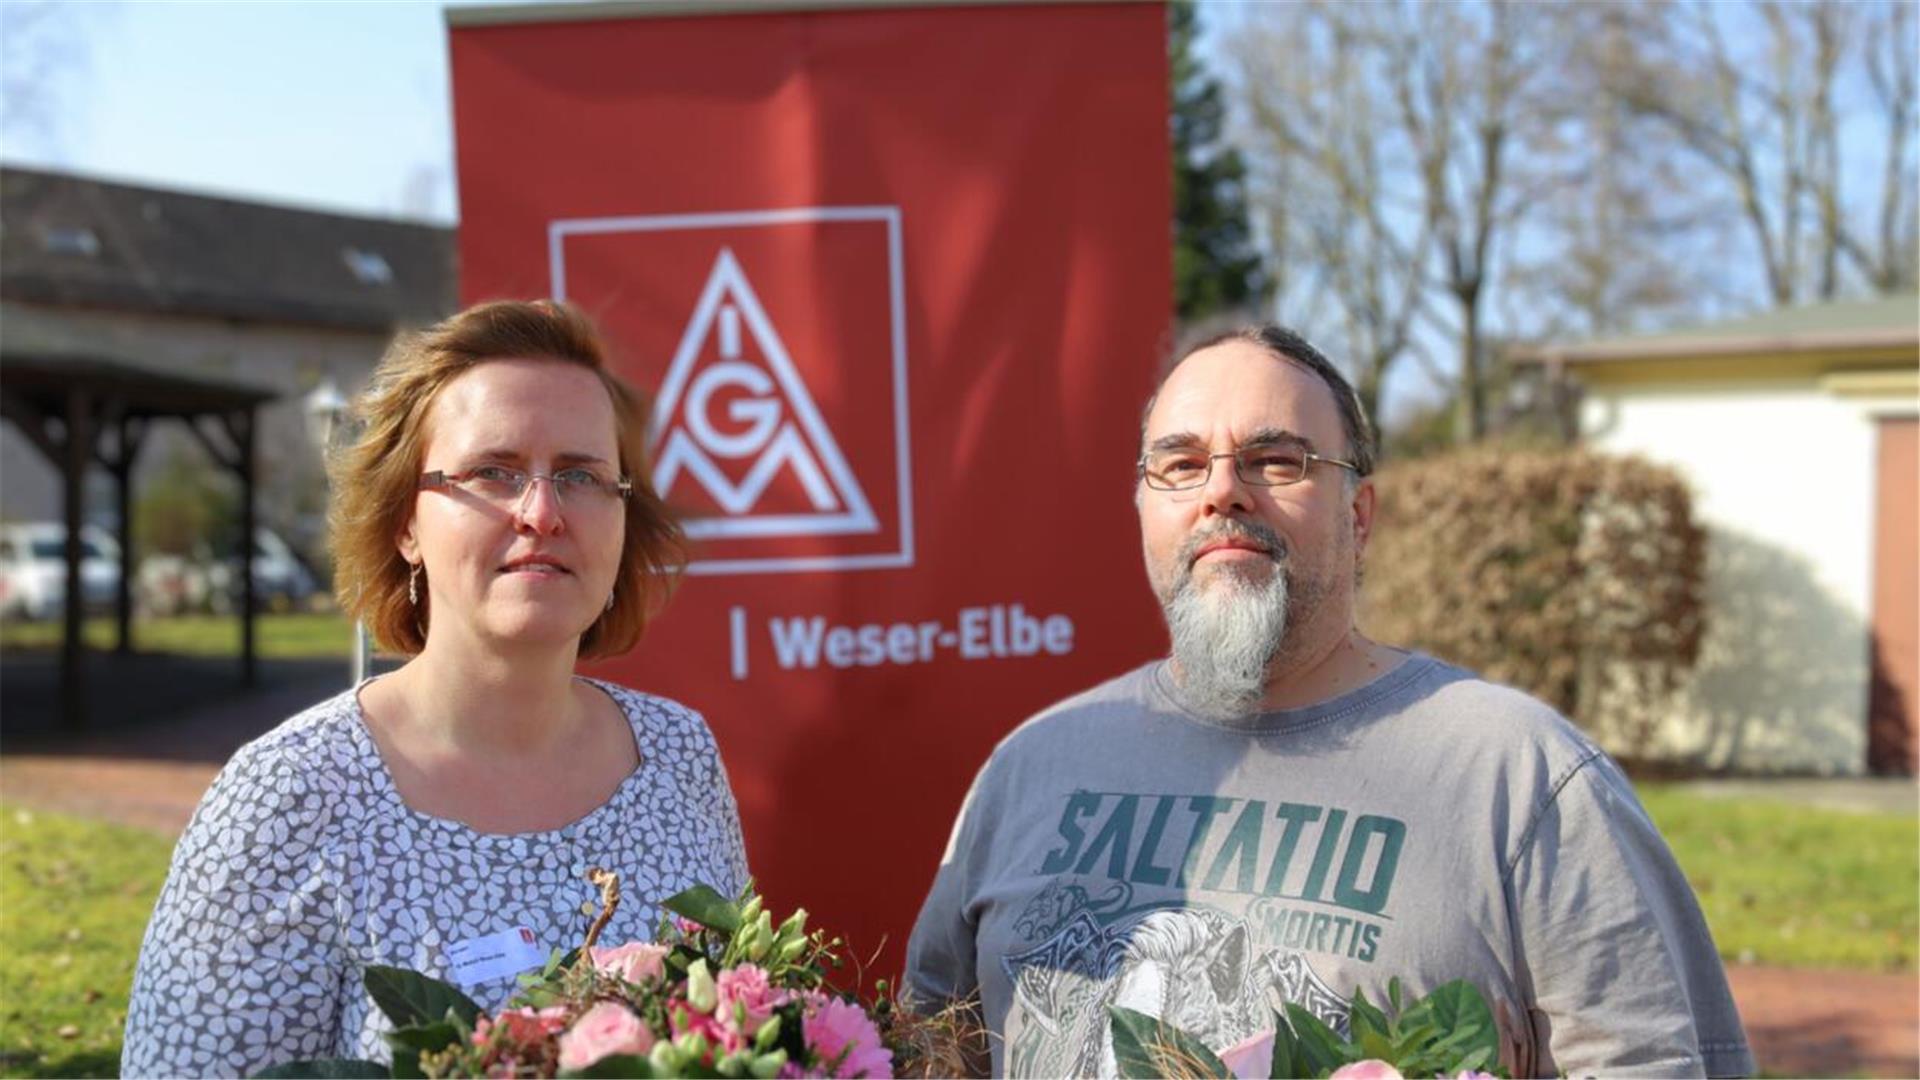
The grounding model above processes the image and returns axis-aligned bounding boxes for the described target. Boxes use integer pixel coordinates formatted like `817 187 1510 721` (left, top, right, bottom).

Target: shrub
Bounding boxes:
1359 448 1706 760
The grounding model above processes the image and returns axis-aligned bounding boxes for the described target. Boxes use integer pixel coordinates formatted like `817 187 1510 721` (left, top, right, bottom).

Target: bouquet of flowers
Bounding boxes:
260 871 960 1079
1108 977 1510 1080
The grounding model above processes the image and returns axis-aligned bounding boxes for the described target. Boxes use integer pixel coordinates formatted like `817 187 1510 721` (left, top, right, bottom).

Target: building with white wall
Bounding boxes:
1519 296 1918 774
0 166 456 567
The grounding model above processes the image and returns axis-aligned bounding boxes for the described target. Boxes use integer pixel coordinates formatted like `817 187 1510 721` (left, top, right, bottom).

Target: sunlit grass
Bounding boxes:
0 805 174 1079
0 613 353 660
1639 784 1918 972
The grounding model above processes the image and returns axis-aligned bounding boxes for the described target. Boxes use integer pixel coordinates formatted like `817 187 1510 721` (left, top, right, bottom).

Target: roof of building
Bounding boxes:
0 166 456 331
2 352 278 421
1510 294 1919 367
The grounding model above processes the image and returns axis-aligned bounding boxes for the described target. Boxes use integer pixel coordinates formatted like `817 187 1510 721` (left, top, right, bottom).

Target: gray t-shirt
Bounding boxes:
907 655 1752 1078
122 678 749 1079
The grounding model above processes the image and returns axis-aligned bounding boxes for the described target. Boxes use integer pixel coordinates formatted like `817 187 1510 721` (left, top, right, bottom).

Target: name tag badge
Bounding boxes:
445 926 547 989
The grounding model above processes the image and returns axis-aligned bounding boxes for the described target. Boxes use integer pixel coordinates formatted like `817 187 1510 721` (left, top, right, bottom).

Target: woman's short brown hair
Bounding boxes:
329 299 685 658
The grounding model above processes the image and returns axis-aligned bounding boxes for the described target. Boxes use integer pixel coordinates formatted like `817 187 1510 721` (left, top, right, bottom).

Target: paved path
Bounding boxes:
2 670 1915 1077
1725 965 1919 1078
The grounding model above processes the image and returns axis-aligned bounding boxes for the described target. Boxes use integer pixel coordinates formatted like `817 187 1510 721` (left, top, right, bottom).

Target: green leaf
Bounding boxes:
1355 1025 1395 1063
383 1022 460 1080
1347 986 1393 1051
662 883 743 935
1388 1020 1439 1059
253 1060 388 1079
562 1053 659 1078
1268 1010 1300 1079
1109 1005 1230 1079
1400 980 1499 1066
364 965 483 1029
1282 1004 1353 1077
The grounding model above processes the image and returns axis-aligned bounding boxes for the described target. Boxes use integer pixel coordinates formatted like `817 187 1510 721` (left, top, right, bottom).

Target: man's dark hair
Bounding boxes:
1147 324 1377 478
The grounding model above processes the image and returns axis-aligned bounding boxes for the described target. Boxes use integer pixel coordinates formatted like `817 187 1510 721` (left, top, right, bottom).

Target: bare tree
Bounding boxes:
1608 0 1916 303
1849 0 1918 292
0 1 107 161
1507 3 1728 340
1232 0 1565 442
1232 2 1434 427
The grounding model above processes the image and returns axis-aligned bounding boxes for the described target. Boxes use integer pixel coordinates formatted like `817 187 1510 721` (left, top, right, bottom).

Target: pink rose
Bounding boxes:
590 940 671 985
802 995 893 1079
558 1002 656 1072
1329 1062 1404 1080
1217 1030 1275 1079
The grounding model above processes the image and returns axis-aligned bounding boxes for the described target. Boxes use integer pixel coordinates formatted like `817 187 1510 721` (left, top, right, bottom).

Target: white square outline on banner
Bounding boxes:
547 206 913 576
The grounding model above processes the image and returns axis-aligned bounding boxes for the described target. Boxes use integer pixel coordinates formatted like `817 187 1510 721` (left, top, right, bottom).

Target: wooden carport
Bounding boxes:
0 352 277 730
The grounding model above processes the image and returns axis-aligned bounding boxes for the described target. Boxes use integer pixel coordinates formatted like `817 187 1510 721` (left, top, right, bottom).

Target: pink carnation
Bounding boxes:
717 963 789 1039
803 996 893 1079
1329 1062 1404 1080
590 940 671 985
472 1005 568 1048
670 1001 729 1059
558 1002 656 1072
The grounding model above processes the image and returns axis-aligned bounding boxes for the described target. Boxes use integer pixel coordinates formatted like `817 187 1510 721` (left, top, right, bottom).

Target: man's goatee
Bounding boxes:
1160 524 1289 720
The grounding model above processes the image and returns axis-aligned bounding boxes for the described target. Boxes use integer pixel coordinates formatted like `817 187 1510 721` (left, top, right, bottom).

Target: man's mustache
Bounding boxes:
1176 519 1288 571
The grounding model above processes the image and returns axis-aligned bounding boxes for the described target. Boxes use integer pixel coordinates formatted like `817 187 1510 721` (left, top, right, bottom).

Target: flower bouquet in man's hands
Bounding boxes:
1109 976 1512 1080
258 871 950 1079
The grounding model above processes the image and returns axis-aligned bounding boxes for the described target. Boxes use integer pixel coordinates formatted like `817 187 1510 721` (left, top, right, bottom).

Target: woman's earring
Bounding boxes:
605 589 615 612
409 564 421 606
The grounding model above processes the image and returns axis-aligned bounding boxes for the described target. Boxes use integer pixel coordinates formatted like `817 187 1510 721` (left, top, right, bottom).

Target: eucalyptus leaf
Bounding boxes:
662 884 743 935
1110 1005 1230 1079
252 1059 388 1079
364 965 482 1029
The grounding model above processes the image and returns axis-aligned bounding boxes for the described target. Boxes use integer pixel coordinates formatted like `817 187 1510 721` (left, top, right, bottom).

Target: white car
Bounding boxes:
204 527 320 613
0 523 122 621
136 527 320 615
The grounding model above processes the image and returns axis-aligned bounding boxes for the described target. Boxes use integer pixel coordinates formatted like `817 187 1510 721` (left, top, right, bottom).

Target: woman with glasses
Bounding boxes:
122 300 748 1077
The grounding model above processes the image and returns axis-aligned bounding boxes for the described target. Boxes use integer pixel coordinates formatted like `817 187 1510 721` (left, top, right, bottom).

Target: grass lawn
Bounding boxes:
0 806 174 1079
1639 783 1919 972
0 613 354 660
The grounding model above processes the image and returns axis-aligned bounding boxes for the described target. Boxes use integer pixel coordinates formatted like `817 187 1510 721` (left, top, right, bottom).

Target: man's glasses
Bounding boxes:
419 465 632 508
1138 443 1360 491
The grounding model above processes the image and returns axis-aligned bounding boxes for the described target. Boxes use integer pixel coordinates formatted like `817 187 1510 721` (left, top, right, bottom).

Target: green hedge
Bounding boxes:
1360 448 1706 759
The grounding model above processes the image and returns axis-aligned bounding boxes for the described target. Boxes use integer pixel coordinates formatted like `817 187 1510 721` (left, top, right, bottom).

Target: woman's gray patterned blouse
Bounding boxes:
121 679 750 1079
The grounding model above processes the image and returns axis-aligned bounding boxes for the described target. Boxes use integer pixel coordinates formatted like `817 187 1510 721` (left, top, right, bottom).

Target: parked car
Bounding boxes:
0 523 122 621
135 527 320 615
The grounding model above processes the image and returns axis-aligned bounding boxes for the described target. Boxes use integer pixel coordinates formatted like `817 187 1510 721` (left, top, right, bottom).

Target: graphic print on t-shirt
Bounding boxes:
1001 791 1406 1077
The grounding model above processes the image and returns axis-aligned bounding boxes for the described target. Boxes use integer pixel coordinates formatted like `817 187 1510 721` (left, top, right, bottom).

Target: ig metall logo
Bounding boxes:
549 207 913 575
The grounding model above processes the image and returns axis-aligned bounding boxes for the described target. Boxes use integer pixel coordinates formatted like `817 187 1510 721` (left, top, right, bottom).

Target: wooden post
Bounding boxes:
113 413 136 655
61 389 91 730
237 410 257 687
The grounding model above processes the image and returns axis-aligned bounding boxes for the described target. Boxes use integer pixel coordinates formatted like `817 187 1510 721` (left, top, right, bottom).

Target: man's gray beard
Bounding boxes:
1163 561 1289 720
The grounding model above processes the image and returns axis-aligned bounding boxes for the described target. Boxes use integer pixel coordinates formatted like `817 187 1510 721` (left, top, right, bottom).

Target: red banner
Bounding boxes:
450 0 1171 973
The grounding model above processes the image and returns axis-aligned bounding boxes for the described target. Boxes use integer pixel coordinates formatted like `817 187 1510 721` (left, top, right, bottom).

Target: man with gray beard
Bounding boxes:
907 325 1750 1079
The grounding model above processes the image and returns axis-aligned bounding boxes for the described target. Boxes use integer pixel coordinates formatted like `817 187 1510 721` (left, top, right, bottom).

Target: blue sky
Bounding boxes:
2 0 1235 227
3 0 467 222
